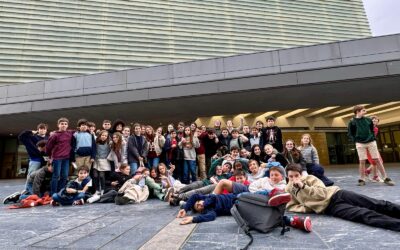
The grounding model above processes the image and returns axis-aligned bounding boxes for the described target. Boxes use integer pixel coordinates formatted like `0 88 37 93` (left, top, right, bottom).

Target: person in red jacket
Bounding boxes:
46 117 75 195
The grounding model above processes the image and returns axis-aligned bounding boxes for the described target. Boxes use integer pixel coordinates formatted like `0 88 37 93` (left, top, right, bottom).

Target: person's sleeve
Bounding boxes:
193 137 200 148
45 135 56 157
347 120 356 142
312 146 320 165
300 177 329 201
18 130 33 145
32 170 45 195
248 178 262 193
159 135 166 148
192 210 217 223
142 139 149 158
91 135 97 159
299 155 307 172
285 197 313 213
209 158 223 177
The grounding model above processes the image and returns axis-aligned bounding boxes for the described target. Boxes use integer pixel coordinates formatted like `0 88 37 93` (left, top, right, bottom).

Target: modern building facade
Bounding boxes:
0 33 400 178
0 0 371 85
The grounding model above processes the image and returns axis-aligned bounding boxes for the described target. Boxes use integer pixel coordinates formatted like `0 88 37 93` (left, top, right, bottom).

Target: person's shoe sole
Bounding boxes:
3 192 21 204
303 216 312 232
357 180 366 186
268 193 291 206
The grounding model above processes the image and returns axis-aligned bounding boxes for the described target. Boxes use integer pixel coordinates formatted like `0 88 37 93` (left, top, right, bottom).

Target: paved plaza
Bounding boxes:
0 164 399 250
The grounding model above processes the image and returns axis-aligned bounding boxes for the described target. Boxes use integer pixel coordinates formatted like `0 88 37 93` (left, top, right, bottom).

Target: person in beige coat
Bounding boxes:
285 163 400 232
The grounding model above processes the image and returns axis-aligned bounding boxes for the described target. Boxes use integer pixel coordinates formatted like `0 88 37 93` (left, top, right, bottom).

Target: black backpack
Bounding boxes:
230 193 289 250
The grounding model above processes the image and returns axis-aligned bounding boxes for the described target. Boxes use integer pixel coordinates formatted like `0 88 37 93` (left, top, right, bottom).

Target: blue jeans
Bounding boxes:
130 162 138 176
25 160 42 190
52 192 85 206
51 159 70 195
183 160 197 184
146 157 159 169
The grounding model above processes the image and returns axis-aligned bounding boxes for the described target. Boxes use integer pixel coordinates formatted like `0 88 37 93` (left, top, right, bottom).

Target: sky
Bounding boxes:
362 0 400 36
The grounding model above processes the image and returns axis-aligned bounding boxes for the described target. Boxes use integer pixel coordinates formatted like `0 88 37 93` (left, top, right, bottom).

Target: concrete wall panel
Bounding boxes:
280 59 342 72
86 89 149 106
224 66 281 78
342 52 400 65
32 97 86 111
7 81 44 97
173 58 224 78
297 62 388 84
218 73 297 92
0 102 32 114
127 65 172 84
279 43 341 65
173 73 225 85
223 51 280 72
83 71 127 88
83 84 127 95
340 36 400 58
387 60 400 75
127 78 174 90
45 77 84 93
149 82 218 99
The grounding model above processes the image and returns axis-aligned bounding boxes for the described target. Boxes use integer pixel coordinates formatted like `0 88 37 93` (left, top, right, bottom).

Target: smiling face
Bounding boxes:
215 166 223 175
221 129 229 137
285 140 295 151
253 146 261 155
264 144 273 155
158 164 166 175
38 127 47 136
58 121 68 131
266 119 275 127
100 131 109 142
248 161 259 174
121 166 131 175
122 127 131 137
269 169 283 184
168 124 174 132
150 169 157 178
77 170 89 181
235 174 246 184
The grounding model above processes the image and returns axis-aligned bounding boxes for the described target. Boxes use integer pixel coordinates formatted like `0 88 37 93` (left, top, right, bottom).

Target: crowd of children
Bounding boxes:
3 106 399 234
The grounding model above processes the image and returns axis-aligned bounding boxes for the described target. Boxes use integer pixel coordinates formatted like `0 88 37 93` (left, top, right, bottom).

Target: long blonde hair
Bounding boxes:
300 133 313 147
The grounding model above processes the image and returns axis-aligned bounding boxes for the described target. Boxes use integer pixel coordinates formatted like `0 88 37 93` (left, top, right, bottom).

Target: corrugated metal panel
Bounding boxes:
0 0 371 85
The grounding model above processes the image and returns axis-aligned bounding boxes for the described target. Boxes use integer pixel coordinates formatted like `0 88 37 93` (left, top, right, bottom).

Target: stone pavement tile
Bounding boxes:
139 218 197 250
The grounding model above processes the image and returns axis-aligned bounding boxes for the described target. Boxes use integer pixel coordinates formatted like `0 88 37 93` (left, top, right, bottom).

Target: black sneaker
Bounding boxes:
115 196 131 205
3 192 21 204
384 177 395 186
357 179 366 186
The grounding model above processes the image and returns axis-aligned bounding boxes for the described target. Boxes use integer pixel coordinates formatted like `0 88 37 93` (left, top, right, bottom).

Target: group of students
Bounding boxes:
3 106 400 234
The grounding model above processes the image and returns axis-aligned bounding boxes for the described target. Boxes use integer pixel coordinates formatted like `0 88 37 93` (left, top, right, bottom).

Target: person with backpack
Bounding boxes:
285 163 400 232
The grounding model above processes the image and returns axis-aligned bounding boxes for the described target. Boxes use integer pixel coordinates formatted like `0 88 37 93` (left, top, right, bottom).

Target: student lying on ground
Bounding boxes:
285 163 400 232
176 193 311 232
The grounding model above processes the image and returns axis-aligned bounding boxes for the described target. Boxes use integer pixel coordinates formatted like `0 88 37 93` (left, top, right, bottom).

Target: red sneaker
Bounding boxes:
290 216 312 232
267 188 291 206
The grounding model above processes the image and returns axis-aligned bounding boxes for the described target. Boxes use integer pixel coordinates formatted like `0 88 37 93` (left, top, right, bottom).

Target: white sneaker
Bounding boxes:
87 194 101 204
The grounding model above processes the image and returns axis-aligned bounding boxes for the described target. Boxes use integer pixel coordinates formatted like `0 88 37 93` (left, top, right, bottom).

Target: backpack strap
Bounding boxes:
241 231 254 250
280 216 290 235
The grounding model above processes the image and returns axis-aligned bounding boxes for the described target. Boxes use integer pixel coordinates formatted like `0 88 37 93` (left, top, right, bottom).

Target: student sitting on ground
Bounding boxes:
177 192 311 232
51 165 92 206
285 163 400 232
87 163 132 203
169 164 232 206
213 166 290 206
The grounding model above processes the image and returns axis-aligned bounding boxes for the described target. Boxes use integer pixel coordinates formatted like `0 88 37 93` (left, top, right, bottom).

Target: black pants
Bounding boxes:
325 190 400 231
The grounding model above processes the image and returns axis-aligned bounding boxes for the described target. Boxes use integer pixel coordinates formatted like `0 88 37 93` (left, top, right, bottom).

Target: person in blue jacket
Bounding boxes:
177 193 237 224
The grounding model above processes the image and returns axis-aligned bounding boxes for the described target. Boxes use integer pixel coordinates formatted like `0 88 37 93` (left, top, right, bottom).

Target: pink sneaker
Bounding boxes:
268 188 291 206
